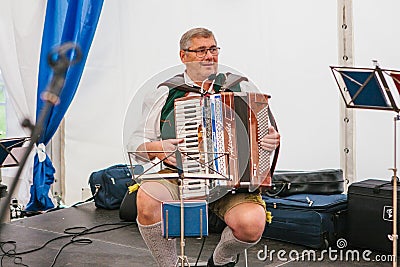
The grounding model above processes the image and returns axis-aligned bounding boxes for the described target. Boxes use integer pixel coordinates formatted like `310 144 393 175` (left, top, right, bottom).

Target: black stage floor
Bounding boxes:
0 203 393 267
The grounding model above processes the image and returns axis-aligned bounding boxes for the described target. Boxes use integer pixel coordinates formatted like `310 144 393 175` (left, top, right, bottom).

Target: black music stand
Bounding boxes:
0 137 30 168
0 137 29 223
331 63 400 266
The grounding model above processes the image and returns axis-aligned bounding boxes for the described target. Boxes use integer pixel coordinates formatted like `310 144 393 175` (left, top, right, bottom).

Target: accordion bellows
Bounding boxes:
174 92 271 199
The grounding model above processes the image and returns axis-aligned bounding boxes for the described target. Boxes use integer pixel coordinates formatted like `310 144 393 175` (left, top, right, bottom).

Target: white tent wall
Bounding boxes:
0 1 46 206
351 0 400 182
64 0 340 204
1 0 400 206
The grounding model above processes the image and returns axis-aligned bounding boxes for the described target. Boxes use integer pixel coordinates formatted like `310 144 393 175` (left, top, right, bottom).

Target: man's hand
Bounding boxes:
260 126 280 152
136 139 184 166
154 139 184 166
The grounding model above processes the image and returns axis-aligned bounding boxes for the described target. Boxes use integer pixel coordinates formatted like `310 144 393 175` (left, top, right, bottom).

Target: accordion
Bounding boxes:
174 92 272 199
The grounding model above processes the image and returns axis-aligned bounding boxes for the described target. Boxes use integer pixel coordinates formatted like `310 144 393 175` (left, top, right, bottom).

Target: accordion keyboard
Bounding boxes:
174 96 209 199
256 105 270 175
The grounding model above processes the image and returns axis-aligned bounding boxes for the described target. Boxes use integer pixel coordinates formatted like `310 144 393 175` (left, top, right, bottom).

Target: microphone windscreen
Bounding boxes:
208 74 217 80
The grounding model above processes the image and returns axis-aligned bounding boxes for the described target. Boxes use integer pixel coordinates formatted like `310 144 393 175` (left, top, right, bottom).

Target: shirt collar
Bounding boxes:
183 72 200 88
183 71 220 94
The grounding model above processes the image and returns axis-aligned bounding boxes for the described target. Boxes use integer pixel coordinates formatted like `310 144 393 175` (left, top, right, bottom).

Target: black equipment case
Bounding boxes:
266 169 345 197
348 178 399 253
262 193 348 249
0 184 6 198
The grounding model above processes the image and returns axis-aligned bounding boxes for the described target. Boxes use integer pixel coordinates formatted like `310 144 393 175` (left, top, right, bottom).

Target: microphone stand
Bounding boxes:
175 148 190 267
390 114 399 267
0 42 81 227
174 74 217 266
375 63 400 267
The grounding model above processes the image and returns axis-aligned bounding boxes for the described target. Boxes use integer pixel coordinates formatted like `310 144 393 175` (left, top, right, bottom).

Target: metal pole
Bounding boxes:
338 0 356 190
179 179 186 267
392 115 399 267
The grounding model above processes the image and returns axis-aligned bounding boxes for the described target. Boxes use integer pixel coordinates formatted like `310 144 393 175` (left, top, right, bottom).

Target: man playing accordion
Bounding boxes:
127 27 280 267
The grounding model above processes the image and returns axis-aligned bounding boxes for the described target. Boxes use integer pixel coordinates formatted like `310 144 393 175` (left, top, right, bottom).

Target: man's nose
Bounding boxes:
204 49 214 60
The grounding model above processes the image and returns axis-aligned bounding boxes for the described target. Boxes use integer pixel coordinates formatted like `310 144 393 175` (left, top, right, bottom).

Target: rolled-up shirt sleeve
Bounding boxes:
126 86 169 162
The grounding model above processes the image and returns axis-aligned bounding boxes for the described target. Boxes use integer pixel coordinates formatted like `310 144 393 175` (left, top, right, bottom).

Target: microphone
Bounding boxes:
200 73 218 96
208 73 217 80
206 73 229 92
217 73 229 92
42 42 82 105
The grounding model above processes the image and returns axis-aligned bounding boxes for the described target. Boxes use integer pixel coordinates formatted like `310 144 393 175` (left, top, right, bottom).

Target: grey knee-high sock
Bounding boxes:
213 226 260 265
137 220 178 267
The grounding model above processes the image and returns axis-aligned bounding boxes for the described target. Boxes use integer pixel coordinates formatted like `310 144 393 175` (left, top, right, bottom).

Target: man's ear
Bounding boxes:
179 50 186 63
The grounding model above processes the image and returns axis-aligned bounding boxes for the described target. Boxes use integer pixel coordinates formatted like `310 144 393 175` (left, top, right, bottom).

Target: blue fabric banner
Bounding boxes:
26 0 104 211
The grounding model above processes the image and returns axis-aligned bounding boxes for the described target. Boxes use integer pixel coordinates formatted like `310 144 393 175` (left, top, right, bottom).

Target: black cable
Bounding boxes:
0 221 134 267
2 234 70 257
0 241 29 267
49 237 92 267
63 222 134 236
194 237 207 266
50 222 134 266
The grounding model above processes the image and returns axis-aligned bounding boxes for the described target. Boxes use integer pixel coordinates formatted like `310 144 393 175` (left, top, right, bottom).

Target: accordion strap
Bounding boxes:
220 73 248 92
158 73 202 94
268 106 279 177
158 73 247 93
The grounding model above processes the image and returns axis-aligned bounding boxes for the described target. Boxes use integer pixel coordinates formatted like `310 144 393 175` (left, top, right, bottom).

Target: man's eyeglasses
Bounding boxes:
184 47 220 58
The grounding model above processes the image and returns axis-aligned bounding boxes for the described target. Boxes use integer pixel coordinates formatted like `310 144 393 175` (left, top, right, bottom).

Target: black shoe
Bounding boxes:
207 254 238 267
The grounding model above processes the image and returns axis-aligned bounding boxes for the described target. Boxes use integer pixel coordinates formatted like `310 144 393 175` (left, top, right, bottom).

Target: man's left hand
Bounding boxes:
260 126 280 152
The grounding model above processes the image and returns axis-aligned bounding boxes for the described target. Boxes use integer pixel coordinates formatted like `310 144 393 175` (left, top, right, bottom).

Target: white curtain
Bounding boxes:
0 1 46 206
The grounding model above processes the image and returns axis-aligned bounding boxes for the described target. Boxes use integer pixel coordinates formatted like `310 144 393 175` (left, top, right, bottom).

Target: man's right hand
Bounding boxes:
154 139 184 166
142 138 184 166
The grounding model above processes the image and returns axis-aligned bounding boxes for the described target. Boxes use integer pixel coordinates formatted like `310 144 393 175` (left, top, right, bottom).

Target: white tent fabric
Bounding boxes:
0 1 46 206
1 0 400 206
63 0 340 204
352 0 400 181
0 1 44 121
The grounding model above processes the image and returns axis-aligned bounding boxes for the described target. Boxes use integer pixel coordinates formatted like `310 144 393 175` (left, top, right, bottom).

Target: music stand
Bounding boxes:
331 64 400 267
0 137 30 168
0 137 29 223
128 149 231 267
